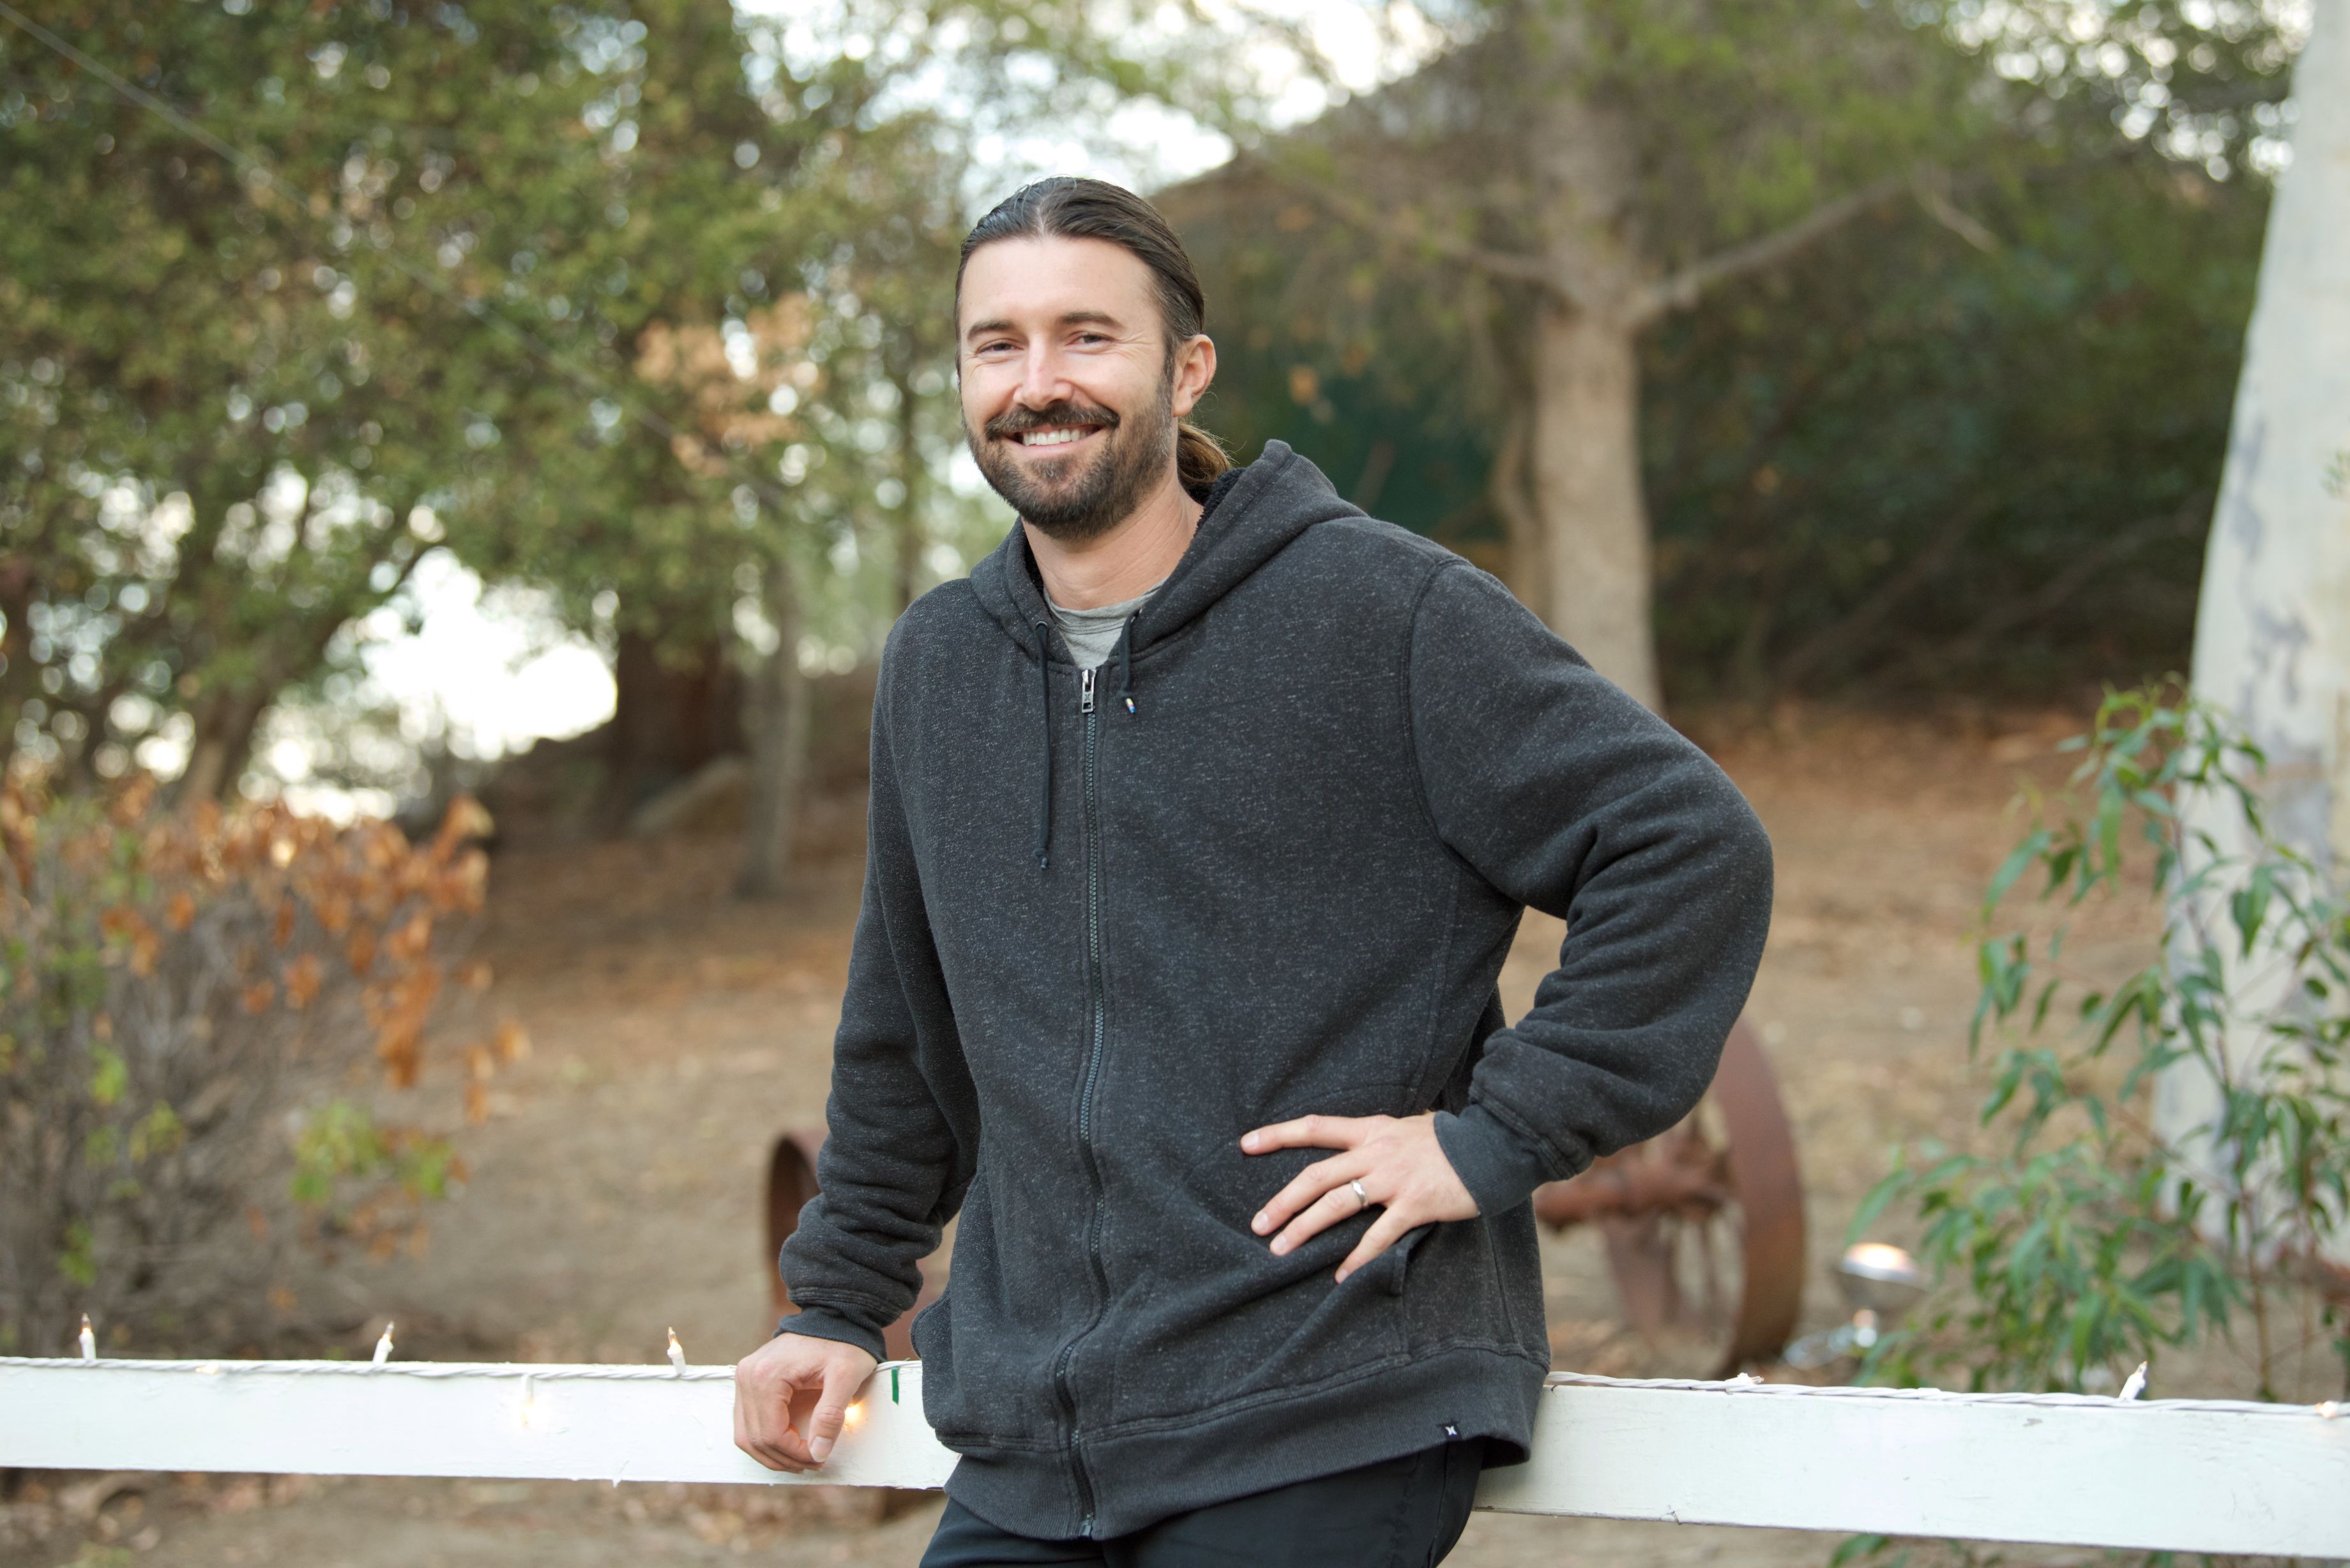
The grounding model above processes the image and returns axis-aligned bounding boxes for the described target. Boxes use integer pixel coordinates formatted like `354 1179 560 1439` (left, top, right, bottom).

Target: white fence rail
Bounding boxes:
3 1357 2346 1557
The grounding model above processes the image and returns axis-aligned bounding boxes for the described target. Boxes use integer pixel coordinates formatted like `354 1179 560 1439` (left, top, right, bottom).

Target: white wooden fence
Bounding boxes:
3 1356 2346 1557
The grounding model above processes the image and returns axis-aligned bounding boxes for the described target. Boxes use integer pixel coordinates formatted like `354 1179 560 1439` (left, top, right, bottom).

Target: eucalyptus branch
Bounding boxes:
1635 172 1914 323
1239 153 1576 303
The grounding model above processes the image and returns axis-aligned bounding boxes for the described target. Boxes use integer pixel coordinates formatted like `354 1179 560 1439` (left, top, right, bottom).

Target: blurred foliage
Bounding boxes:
0 778 506 1353
1167 0 2297 703
1642 151 2263 701
1853 687 2348 1405
0 0 635 793
0 0 1118 806
0 0 2313 808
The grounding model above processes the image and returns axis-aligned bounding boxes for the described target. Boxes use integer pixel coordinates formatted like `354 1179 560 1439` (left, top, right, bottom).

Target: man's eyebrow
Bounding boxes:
963 309 1128 345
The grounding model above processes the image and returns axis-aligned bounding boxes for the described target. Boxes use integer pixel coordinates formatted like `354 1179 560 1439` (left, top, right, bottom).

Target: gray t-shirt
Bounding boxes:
1049 585 1158 672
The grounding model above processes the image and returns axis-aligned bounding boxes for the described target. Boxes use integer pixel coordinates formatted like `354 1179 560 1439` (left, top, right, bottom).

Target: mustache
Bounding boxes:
984 400 1120 441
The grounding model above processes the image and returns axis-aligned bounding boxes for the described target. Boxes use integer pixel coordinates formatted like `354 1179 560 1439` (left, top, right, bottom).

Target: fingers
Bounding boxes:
1267 1172 1372 1257
1337 1210 1415 1284
731 1338 876 1474
1241 1113 1365 1156
733 1359 815 1473
804 1355 867 1463
1251 1152 1365 1240
1243 1113 1478 1279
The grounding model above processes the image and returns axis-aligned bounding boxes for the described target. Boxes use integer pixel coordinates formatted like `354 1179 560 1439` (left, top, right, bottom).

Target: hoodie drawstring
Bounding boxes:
1114 615 1139 716
1033 621 1054 871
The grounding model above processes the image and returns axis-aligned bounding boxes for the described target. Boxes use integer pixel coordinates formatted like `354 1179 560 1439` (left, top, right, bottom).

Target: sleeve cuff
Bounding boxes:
1434 1104 1567 1217
774 1306 890 1363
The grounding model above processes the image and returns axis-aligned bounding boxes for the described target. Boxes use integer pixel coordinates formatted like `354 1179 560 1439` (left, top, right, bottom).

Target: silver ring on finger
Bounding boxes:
1349 1177 1370 1212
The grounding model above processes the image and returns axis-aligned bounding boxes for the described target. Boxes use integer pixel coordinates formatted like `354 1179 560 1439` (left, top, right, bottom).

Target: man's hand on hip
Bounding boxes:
733 1331 879 1472
1243 1112 1478 1283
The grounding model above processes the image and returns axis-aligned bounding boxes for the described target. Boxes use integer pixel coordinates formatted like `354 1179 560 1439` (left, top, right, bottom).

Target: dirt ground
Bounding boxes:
5 705 2172 1568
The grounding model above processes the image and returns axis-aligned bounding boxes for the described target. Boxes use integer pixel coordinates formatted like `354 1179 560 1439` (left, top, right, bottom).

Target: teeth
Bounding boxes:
1019 428 1092 447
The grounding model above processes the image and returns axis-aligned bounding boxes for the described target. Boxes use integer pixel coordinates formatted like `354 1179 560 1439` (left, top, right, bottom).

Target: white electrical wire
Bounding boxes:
4 1357 2329 1419
1540 1369 2333 1417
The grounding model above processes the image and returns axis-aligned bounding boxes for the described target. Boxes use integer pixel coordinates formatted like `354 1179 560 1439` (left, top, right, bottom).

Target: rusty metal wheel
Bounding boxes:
1529 1019 1806 1376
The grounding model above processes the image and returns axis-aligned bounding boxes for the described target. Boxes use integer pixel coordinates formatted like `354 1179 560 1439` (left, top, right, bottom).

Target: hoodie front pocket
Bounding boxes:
1100 1080 1416 1428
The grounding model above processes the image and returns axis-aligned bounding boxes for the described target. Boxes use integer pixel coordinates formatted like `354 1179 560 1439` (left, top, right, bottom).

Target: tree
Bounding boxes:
2165 0 2350 1270
1 0 1062 866
1181 0 2303 708
0 1 654 795
1171 139 2269 702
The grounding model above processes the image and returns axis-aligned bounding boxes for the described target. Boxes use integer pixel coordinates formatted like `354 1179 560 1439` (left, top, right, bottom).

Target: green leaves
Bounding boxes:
288 1099 388 1209
1868 685 2349 1400
86 1044 125 1108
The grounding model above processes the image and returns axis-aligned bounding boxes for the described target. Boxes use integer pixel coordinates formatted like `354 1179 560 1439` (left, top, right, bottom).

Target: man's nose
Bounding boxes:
1013 342 1077 407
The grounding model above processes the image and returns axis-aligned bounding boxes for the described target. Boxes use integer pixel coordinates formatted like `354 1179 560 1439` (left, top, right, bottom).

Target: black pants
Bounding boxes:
918 1442 1484 1568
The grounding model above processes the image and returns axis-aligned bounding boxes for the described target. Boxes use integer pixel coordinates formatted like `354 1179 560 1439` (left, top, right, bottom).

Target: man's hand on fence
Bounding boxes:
733 1331 879 1472
1243 1112 1479 1283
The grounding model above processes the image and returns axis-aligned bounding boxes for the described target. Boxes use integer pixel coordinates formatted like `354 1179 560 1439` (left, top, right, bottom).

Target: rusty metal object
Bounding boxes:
764 1129 939 1361
1532 1018 1807 1376
1531 1122 1731 1228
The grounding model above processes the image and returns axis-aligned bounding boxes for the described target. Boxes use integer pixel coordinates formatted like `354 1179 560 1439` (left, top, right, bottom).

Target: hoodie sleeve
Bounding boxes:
776 670 976 1361
1407 559 1774 1219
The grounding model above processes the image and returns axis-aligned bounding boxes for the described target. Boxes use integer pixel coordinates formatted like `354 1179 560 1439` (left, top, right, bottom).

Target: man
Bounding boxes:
734 176 1773 1565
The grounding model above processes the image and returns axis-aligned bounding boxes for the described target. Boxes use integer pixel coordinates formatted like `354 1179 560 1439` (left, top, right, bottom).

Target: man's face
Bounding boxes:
956 235 1197 542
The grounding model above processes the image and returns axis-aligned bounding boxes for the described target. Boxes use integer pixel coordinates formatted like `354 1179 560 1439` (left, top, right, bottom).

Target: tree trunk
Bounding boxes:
734 555 811 900
602 629 743 828
2165 0 2349 1260
0 552 37 780
1532 304 1663 709
893 365 925 616
1487 411 1549 623
174 685 270 804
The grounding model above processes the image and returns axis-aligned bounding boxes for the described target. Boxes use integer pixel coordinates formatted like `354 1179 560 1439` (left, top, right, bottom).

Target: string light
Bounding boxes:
28 1357 739 1383
78 1315 96 1363
665 1329 686 1376
372 1323 395 1366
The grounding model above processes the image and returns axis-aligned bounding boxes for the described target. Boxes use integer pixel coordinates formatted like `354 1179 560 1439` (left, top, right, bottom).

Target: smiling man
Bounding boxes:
733 177 1775 1566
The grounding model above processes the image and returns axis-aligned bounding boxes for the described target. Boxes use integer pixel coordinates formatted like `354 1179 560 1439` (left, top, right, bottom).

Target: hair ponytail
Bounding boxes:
1175 418 1231 502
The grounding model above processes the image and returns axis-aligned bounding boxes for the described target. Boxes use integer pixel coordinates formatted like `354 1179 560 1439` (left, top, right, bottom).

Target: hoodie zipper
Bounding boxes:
1049 663 1110 1536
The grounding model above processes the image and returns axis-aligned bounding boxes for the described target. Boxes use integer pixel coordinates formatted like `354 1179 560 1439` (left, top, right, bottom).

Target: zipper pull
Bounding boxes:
1080 667 1096 714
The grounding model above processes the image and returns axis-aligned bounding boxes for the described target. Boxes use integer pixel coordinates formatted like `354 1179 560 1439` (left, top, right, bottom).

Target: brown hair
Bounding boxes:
957 177 1232 502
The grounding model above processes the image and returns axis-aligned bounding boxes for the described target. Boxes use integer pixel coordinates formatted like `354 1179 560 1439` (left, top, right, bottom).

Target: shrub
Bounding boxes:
1856 686 2349 1401
0 778 511 1355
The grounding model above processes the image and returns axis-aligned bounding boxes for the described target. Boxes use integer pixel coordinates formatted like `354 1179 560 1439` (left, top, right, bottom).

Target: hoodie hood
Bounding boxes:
967 440 1365 870
968 439 1363 665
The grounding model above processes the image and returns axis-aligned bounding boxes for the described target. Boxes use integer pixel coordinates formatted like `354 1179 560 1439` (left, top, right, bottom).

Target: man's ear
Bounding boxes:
1171 334 1217 419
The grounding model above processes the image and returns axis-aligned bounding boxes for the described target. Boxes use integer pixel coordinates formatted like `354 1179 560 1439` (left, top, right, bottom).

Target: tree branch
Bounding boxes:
1771 484 2016 690
1897 497 2207 681
1636 173 1914 324
1239 154 1576 305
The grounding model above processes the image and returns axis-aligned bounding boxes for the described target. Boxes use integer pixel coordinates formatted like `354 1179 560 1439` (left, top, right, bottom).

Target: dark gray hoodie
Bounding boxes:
778 441 1773 1539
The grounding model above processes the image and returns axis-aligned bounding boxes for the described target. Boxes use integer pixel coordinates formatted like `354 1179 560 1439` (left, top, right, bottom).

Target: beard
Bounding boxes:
966 375 1175 543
